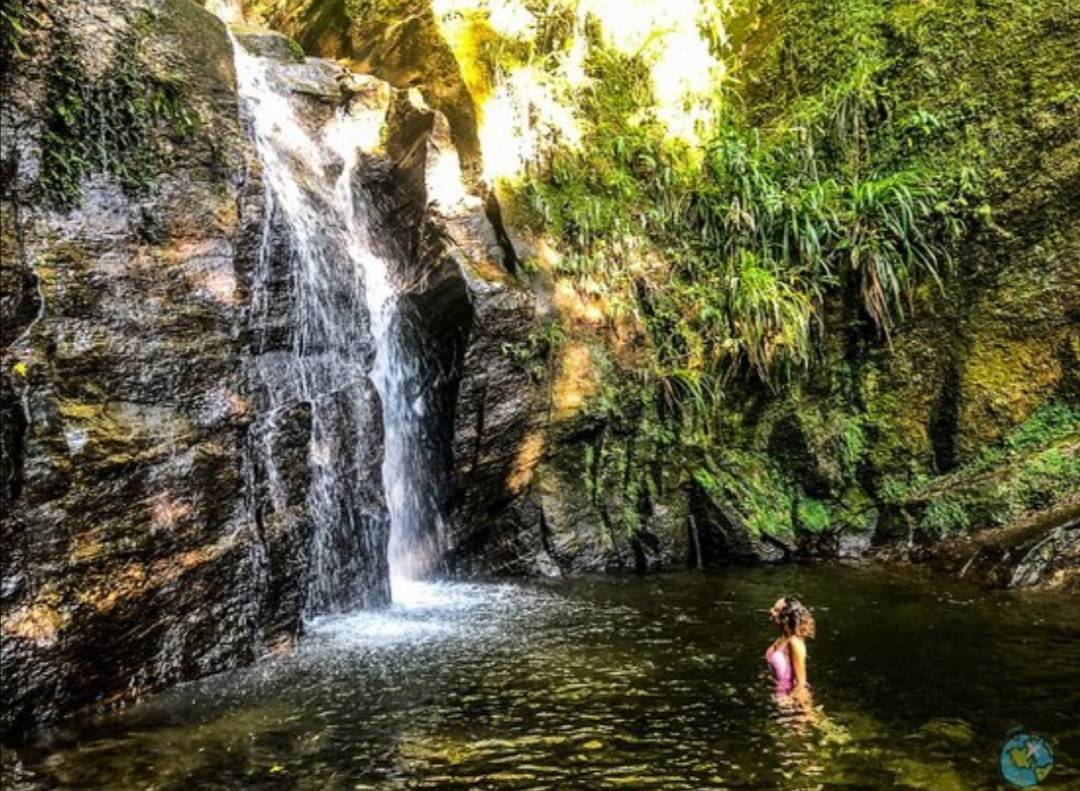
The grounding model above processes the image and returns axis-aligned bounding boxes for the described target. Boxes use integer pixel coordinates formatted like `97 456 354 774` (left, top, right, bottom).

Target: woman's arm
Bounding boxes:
789 637 809 696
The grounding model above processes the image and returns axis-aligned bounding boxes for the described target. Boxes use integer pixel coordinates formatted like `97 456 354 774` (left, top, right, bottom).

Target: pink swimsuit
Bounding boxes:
766 642 794 695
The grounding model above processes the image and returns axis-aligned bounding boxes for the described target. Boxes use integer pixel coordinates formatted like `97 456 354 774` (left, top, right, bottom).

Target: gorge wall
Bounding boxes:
0 0 300 733
1 0 1078 736
253 0 1078 581
0 0 533 735
2 0 474 733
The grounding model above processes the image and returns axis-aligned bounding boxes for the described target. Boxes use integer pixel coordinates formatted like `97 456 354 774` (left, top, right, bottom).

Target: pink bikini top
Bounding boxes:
766 642 794 694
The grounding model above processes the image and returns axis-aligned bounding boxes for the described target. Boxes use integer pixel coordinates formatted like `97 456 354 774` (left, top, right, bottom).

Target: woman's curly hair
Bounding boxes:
778 596 816 639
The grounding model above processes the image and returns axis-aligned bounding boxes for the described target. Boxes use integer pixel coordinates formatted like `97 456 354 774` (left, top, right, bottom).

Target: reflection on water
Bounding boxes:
3 566 1079 790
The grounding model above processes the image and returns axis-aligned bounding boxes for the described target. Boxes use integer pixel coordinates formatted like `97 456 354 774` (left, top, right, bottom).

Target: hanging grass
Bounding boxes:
512 35 970 404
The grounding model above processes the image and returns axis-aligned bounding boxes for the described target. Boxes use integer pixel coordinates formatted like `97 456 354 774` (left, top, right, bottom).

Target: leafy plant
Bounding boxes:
919 495 971 536
39 13 200 209
501 318 566 381
1 0 36 65
797 497 831 533
514 38 969 406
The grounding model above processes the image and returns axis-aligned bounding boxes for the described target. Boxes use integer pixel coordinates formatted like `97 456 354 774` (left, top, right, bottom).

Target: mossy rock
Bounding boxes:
232 25 306 61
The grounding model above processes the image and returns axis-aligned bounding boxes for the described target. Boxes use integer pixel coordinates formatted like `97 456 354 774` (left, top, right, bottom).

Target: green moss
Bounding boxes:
1001 401 1078 454
580 371 679 539
1014 447 1080 511
695 452 795 538
919 496 971 536
883 399 1079 536
286 36 305 59
501 317 565 383
949 400 1080 481
1 0 41 65
839 417 868 476
39 12 200 209
797 497 831 533
833 486 878 533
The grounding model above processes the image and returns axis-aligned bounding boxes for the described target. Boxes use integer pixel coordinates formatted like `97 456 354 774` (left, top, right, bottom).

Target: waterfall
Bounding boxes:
323 123 446 596
215 3 443 610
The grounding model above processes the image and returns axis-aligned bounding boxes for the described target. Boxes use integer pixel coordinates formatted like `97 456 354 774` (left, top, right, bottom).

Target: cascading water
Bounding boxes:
325 121 448 597
213 2 444 610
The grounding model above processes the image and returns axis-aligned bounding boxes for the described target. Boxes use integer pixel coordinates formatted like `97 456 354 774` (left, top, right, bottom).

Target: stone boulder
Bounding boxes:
0 0 390 734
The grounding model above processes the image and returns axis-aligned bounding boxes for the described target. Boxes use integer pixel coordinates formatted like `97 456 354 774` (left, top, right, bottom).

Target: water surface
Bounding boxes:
5 565 1078 789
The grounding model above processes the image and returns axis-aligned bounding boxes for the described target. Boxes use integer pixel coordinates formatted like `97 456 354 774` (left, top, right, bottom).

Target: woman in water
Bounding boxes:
765 595 815 702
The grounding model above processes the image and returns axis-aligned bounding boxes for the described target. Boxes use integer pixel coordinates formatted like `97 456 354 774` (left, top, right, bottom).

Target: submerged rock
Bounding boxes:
1010 523 1080 589
923 503 1080 592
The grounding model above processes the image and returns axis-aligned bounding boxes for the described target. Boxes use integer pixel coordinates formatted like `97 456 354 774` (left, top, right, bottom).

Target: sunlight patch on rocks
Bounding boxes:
508 430 545 493
552 340 599 420
425 109 474 212
149 493 193 531
199 269 238 304
2 588 68 646
553 279 605 327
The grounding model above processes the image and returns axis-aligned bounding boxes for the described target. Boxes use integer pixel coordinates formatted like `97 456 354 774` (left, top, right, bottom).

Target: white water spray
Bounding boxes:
323 119 446 599
214 2 443 608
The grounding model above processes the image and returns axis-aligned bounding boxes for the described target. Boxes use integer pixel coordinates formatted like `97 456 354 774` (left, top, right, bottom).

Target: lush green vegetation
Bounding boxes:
1 0 38 66
497 0 980 539
39 12 200 208
488 0 1076 543
512 22 974 392
882 401 1080 536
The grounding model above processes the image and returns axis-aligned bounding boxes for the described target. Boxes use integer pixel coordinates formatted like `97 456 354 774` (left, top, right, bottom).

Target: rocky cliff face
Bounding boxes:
2 0 1076 737
1 0 284 734
244 0 680 577
682 0 1080 583
0 0 393 733
0 0 542 735
253 0 1078 589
